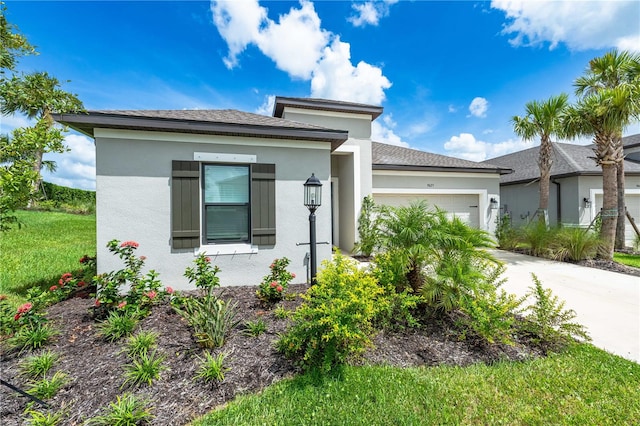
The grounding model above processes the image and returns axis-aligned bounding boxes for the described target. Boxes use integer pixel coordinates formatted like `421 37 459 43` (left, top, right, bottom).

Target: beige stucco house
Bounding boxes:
54 97 509 288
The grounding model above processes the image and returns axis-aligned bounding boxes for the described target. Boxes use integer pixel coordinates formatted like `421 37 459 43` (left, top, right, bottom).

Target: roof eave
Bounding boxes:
273 96 383 120
500 170 640 185
373 164 512 175
53 113 349 151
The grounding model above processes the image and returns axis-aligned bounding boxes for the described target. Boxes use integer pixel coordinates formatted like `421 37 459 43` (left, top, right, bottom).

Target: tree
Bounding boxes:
0 72 84 196
0 1 36 73
0 120 64 230
575 50 640 249
511 94 569 226
563 85 640 259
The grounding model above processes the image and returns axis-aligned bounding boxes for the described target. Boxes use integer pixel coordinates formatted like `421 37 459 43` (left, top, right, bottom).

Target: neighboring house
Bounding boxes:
54 96 508 288
624 133 640 163
485 140 640 245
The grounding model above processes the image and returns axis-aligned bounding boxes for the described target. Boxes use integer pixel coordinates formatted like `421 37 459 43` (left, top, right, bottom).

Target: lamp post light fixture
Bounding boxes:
489 197 499 210
303 173 322 284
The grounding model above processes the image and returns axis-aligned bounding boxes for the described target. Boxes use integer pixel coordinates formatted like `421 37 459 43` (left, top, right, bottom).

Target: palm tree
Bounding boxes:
563 85 640 259
575 50 640 249
0 72 83 197
511 94 569 226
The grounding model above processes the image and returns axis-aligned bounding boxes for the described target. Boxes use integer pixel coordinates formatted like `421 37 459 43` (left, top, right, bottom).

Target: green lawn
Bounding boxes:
194 344 640 425
0 210 96 303
614 252 640 269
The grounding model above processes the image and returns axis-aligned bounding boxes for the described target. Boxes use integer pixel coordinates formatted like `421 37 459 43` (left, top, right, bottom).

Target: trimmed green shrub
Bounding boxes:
550 227 601 261
277 253 383 372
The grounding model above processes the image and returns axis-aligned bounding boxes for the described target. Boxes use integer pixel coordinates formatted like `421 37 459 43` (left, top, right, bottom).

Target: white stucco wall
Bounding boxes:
95 129 333 289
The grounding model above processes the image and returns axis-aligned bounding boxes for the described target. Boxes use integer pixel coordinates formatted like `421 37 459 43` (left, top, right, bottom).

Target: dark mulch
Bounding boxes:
2 284 543 425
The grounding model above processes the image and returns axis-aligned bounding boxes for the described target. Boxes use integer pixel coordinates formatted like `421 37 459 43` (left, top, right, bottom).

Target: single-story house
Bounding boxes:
485 139 640 245
54 96 509 288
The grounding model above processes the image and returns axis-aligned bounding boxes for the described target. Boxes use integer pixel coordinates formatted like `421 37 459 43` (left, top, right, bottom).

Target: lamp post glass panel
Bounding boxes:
304 174 322 284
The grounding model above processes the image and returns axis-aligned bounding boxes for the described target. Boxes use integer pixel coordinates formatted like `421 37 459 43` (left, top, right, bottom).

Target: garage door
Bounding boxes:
595 193 640 246
373 193 480 228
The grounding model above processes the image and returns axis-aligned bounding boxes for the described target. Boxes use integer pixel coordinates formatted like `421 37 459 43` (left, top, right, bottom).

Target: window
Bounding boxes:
171 160 276 250
203 164 250 243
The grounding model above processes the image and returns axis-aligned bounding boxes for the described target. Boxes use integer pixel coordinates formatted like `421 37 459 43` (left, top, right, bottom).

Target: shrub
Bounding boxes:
19 350 59 378
122 351 166 388
93 240 168 319
174 255 239 348
27 371 68 400
194 352 229 383
9 323 58 353
273 306 291 320
520 220 554 257
521 274 590 350
88 393 153 426
495 212 519 250
97 311 138 342
256 257 295 302
354 195 379 257
550 227 602 261
277 253 383 373
457 265 525 345
243 319 267 337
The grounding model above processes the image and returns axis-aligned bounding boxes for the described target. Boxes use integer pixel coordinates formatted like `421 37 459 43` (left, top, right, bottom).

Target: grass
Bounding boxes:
194 344 640 425
0 210 96 303
614 252 640 269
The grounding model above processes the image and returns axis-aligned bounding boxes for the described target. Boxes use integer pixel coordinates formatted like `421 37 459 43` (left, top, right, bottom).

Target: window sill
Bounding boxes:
196 243 258 256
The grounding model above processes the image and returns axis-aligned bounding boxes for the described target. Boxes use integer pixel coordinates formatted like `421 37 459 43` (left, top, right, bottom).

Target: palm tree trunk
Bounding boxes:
27 149 43 208
615 159 626 250
538 136 553 226
599 163 617 260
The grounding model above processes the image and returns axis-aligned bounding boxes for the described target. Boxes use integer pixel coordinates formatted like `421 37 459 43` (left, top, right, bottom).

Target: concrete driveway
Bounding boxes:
491 249 639 363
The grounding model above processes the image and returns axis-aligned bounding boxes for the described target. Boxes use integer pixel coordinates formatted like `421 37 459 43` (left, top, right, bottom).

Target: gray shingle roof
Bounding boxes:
85 109 330 130
53 109 349 149
485 142 640 184
372 142 510 174
623 133 640 149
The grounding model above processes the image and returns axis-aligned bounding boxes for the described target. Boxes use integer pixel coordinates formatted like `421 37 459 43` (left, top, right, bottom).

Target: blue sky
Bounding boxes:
2 0 639 190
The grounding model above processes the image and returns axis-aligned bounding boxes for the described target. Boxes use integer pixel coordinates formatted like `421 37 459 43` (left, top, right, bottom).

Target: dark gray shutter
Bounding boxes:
171 160 200 249
251 163 276 246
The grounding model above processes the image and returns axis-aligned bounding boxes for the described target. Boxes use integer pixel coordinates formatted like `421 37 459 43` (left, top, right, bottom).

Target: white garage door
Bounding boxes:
373 193 480 228
595 193 640 246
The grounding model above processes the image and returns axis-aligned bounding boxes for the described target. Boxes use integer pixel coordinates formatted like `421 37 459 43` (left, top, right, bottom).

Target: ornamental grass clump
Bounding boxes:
256 257 295 302
174 254 239 349
88 393 153 426
277 253 383 373
194 352 229 383
19 350 59 378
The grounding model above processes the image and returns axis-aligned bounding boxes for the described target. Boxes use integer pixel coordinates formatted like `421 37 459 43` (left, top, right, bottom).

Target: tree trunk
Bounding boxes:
615 158 626 250
27 148 44 208
406 261 422 293
599 163 617 260
537 136 553 226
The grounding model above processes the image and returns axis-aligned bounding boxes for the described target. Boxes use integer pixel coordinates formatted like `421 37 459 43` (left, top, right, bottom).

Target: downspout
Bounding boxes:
552 179 561 225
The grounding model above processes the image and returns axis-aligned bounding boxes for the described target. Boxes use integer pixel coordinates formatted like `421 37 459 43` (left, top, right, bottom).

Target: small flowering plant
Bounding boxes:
184 254 220 291
256 257 295 302
93 239 169 320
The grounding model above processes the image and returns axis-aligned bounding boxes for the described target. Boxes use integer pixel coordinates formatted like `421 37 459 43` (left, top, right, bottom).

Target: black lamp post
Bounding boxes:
303 173 322 284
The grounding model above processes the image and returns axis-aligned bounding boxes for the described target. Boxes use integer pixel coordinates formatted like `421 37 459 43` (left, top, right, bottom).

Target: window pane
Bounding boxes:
205 205 249 242
204 165 249 203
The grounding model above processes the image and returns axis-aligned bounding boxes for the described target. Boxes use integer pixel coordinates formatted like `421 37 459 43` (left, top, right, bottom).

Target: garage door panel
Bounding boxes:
595 193 640 245
373 194 480 228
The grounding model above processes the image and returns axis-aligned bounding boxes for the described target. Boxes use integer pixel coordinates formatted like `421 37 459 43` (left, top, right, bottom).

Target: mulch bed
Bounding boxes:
0 283 545 425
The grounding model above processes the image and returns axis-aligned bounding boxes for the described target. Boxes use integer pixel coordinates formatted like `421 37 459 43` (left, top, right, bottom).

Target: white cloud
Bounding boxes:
492 0 640 52
255 95 276 116
42 133 96 190
448 105 457 113
310 37 391 104
1 114 34 133
468 97 489 118
371 114 409 147
444 133 535 162
211 0 391 104
348 0 398 27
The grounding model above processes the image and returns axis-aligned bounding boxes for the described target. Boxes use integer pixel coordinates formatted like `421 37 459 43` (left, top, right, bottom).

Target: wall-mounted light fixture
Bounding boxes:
583 197 591 208
489 197 499 209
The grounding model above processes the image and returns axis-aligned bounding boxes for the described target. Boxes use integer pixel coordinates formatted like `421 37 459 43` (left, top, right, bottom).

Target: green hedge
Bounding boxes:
39 181 95 205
